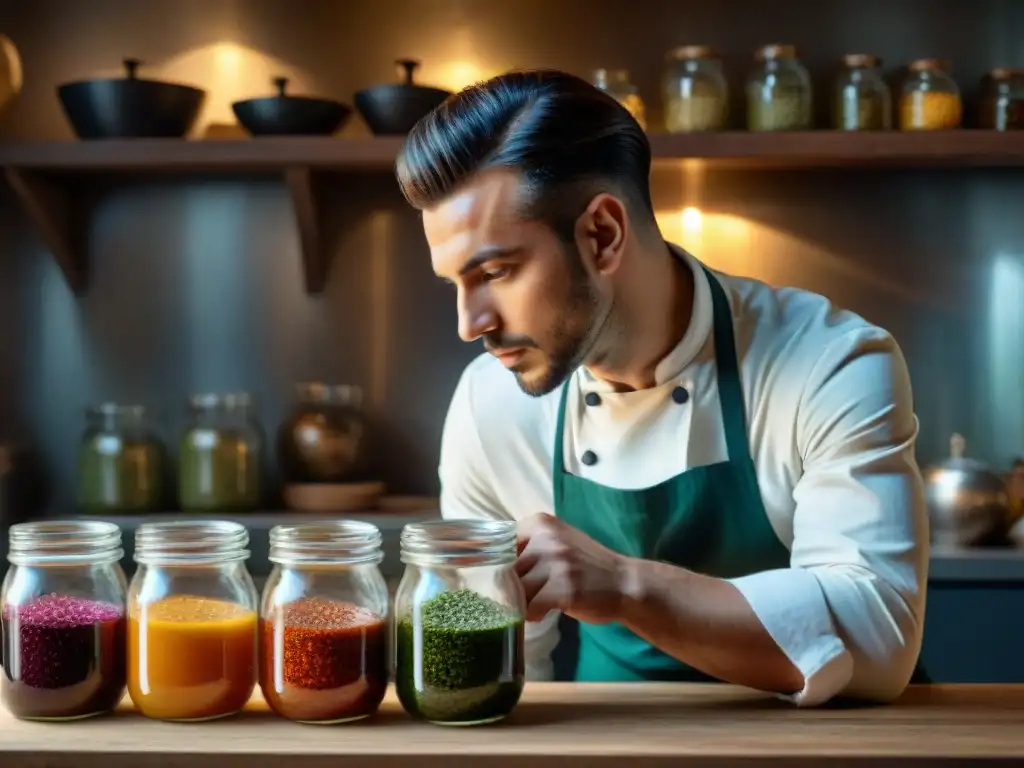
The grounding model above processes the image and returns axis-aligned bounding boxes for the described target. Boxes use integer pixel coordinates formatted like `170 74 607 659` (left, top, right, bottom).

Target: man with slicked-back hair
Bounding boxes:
395 70 928 706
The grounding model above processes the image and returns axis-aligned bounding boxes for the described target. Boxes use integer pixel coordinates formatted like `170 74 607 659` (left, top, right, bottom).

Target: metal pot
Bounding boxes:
923 433 1013 547
232 77 352 136
354 59 452 136
277 383 368 484
57 58 206 139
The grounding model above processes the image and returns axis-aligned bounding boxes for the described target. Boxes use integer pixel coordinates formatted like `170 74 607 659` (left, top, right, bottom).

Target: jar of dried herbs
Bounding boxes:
77 404 164 513
662 45 728 132
394 520 525 726
833 53 891 130
978 68 1024 131
746 44 812 131
899 59 962 130
592 68 646 129
178 392 262 512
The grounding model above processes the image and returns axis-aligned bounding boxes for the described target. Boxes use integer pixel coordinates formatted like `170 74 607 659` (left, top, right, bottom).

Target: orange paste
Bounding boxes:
128 594 257 721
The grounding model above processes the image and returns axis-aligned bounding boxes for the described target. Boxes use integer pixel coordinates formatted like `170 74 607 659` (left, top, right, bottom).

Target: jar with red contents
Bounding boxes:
259 521 390 723
1 521 128 720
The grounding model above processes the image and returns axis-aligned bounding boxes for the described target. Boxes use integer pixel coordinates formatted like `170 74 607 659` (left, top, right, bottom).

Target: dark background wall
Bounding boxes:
1 0 1024 685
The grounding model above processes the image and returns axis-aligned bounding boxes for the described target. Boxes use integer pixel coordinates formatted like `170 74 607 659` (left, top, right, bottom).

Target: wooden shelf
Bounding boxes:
2 132 1024 294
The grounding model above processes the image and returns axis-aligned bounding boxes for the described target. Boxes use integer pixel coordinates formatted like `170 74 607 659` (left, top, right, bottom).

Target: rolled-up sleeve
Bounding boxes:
729 327 929 706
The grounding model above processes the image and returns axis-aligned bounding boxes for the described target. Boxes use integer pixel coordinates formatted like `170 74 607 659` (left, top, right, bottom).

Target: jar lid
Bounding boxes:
667 45 715 61
188 391 254 411
908 58 950 73
755 44 797 61
295 382 362 408
986 67 1024 80
841 53 882 68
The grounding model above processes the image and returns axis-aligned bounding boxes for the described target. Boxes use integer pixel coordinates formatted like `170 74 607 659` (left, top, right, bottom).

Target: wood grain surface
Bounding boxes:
2 683 1024 767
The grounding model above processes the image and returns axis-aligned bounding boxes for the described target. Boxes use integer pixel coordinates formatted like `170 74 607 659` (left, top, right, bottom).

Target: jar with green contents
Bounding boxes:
746 44 812 131
178 393 262 513
77 404 164 513
395 520 525 726
833 53 891 130
662 45 728 132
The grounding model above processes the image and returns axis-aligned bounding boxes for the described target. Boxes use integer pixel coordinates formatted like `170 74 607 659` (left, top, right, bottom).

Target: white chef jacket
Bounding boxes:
437 244 929 707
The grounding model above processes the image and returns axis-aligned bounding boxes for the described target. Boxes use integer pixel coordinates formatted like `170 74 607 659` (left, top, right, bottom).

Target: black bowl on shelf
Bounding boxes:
354 59 452 136
232 77 352 137
57 58 205 140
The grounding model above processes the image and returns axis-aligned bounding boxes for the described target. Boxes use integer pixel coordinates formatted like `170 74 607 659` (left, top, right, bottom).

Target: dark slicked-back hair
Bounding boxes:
395 70 656 244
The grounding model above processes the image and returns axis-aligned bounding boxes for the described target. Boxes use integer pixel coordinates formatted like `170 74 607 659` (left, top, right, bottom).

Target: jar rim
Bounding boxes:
667 45 715 61
188 392 254 412
756 44 798 61
7 520 124 566
134 519 249 565
908 58 950 73
269 520 383 565
400 519 517 567
841 53 881 69
294 382 363 408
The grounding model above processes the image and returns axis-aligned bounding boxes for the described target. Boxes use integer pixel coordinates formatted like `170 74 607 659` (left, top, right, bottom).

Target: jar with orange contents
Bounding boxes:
126 520 258 721
899 59 962 130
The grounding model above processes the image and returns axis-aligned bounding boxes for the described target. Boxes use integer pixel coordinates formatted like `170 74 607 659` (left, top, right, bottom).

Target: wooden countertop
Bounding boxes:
2 683 1023 767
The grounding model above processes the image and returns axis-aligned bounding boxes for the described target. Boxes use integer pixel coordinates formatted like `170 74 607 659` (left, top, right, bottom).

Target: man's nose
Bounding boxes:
457 289 499 343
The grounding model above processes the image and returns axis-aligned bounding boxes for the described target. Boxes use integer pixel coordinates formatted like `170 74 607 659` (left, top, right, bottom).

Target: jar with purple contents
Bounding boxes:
1 520 128 720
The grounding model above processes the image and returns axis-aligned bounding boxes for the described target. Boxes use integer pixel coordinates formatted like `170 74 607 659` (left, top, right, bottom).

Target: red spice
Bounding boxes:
1 594 126 720
259 596 387 722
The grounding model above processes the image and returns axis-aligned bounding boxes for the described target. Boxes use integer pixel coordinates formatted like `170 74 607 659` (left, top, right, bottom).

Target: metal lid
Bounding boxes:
755 44 798 61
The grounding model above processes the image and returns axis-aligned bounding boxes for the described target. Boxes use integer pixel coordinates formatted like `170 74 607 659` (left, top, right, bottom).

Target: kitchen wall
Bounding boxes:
1 0 1023 513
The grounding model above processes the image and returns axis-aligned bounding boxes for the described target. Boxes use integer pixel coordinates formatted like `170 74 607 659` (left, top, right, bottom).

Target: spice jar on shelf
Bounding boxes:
899 59 962 130
662 45 728 132
746 44 812 131
592 68 646 129
178 392 262 513
978 68 1024 130
77 403 164 513
1 521 127 721
833 53 891 130
126 520 259 721
277 383 368 484
395 519 525 725
259 521 389 723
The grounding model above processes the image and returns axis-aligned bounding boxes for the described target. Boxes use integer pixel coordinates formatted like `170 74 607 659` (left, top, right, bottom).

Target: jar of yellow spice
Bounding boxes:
899 59 962 130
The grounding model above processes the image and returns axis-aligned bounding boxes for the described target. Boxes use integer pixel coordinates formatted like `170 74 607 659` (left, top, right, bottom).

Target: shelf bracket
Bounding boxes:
4 167 87 294
284 166 331 294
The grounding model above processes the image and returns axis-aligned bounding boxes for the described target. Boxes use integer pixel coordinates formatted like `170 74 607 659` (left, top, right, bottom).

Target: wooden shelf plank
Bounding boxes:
2 132 1024 173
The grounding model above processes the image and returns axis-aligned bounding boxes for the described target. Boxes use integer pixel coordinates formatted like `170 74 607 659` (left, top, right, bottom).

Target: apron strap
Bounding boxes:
700 265 751 465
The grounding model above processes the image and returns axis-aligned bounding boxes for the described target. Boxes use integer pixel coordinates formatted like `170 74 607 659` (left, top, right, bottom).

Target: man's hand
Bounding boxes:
515 512 632 624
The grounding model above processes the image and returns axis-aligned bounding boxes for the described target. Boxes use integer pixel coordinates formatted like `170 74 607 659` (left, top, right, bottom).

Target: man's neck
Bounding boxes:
585 240 694 392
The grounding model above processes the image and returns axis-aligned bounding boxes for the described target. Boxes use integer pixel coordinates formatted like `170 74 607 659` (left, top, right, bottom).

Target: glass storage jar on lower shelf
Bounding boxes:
127 520 258 721
1 521 128 721
395 519 525 726
899 59 962 130
77 404 164 513
179 392 262 512
259 521 390 724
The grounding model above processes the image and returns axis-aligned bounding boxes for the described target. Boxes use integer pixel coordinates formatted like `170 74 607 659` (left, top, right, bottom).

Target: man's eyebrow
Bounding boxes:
457 246 524 277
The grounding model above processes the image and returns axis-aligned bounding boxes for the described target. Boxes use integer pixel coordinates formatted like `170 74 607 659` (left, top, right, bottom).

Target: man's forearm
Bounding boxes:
617 557 805 694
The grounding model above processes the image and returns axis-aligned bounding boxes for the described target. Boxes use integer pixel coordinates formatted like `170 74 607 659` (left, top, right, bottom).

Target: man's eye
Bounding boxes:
482 266 511 282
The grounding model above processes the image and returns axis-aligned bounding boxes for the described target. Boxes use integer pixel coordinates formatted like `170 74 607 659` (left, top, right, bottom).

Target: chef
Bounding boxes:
395 70 929 706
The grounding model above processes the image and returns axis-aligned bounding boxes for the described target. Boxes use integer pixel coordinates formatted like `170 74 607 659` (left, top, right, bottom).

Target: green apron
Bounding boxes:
552 264 790 682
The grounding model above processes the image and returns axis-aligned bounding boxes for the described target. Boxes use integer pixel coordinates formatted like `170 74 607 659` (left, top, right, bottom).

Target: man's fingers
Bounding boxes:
525 578 566 622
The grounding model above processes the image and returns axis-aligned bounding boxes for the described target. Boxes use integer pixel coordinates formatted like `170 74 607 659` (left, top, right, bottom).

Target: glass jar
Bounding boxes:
747 44 812 131
77 404 164 513
1 521 127 720
662 45 728 132
592 68 646 129
978 68 1024 131
899 59 962 130
394 519 525 726
179 392 262 512
127 520 258 721
833 53 892 130
277 383 368 484
259 521 389 723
